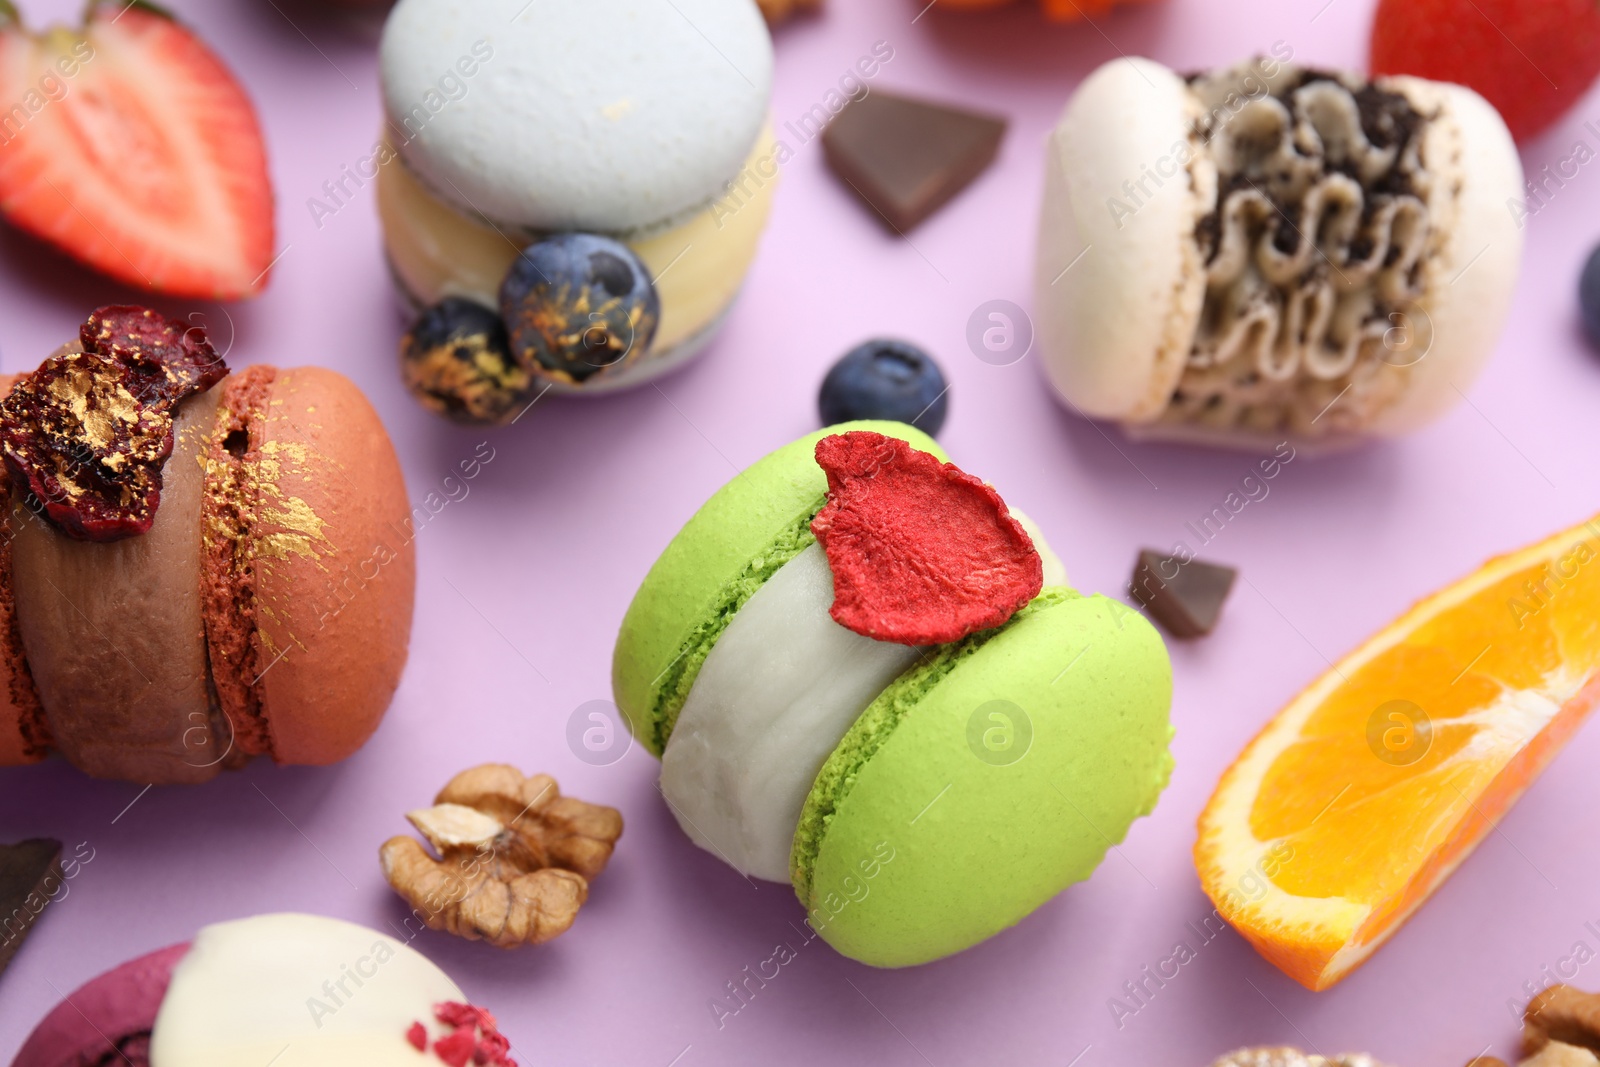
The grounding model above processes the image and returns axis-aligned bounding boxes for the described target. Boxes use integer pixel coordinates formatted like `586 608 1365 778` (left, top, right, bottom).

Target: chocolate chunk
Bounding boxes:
0 838 63 974
0 306 227 542
1129 549 1237 638
822 90 1007 232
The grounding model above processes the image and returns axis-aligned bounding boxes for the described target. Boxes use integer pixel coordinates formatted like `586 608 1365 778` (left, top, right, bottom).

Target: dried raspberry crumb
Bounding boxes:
0 305 226 542
434 1028 476 1067
435 1002 482 1029
811 432 1044 645
430 1001 517 1067
475 1030 511 1064
407 1021 428 1051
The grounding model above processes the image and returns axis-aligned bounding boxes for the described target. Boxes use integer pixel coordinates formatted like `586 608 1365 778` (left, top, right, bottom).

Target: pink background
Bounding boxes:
3 0 1599 1063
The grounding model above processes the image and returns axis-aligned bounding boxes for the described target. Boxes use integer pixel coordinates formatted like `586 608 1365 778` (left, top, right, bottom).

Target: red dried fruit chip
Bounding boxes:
435 1001 485 1029
81 306 224 403
811 431 1043 645
407 1021 428 1051
0 306 227 542
430 1002 517 1067
434 1027 476 1067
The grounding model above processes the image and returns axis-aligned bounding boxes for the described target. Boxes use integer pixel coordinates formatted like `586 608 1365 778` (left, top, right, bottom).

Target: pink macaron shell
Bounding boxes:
12 942 189 1067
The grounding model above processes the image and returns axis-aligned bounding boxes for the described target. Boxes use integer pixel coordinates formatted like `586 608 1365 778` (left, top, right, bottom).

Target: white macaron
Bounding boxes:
380 0 772 233
1034 56 1524 449
379 0 778 401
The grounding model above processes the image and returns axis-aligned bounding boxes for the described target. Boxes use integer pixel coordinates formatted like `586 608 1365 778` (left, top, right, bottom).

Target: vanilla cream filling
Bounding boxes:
150 914 463 1066
659 516 1065 883
378 126 778 359
1165 68 1436 438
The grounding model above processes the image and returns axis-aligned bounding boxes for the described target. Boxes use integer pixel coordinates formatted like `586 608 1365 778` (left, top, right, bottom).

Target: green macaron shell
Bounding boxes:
611 420 946 756
793 591 1174 968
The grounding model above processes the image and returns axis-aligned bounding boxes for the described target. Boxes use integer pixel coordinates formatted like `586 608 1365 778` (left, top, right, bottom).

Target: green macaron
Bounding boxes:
611 422 1173 967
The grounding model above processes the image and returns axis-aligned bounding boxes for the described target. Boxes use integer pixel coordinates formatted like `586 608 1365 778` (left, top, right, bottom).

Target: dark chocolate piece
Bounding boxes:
822 90 1007 232
0 837 63 974
1129 549 1237 638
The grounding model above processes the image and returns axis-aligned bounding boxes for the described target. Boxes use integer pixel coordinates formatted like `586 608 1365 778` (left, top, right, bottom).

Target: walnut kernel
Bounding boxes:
380 764 622 948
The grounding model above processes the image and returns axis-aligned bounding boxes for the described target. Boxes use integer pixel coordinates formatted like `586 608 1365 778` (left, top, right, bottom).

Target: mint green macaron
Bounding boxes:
611 423 1173 967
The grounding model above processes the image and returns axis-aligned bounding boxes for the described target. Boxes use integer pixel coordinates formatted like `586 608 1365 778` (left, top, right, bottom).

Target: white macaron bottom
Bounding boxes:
660 543 924 883
378 127 777 390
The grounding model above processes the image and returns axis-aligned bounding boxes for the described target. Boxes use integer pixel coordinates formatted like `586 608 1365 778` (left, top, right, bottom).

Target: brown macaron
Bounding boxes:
0 333 414 784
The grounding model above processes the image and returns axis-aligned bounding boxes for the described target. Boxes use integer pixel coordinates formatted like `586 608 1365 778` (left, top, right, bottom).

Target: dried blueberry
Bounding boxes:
401 298 533 425
1581 242 1600 348
499 234 660 386
818 339 949 436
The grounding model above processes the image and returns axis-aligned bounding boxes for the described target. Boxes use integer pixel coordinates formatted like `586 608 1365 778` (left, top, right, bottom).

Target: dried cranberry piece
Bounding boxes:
0 306 228 542
81 305 224 403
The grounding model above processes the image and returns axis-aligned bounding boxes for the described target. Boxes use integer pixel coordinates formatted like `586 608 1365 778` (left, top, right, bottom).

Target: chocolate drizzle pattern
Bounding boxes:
1169 66 1437 437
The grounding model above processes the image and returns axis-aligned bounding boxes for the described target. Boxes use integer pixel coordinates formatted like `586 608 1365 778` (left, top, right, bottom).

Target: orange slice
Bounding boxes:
1196 514 1600 991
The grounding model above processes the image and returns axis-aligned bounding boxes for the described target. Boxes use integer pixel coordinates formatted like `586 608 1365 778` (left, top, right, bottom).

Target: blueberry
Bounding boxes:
1581 243 1600 347
499 233 660 386
401 297 533 425
818 339 949 436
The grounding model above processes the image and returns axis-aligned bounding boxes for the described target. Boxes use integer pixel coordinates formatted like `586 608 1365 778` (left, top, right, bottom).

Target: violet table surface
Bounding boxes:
2 0 1598 1064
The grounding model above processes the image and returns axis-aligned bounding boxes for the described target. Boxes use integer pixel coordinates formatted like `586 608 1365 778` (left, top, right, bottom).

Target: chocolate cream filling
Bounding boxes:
3 360 281 782
8 386 237 783
1171 65 1436 437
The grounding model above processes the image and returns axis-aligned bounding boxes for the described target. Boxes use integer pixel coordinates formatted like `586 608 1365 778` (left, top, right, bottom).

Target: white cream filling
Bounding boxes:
659 513 1064 883
149 914 463 1066
659 543 923 882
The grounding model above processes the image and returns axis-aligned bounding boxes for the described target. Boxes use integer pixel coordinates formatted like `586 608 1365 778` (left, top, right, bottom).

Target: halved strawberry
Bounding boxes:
0 1 275 299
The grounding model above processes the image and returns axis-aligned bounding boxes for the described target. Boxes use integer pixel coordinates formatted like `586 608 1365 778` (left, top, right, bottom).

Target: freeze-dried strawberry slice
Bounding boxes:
811 431 1043 645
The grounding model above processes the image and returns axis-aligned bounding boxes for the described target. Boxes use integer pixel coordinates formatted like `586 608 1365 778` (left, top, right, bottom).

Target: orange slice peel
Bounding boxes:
1196 514 1600 990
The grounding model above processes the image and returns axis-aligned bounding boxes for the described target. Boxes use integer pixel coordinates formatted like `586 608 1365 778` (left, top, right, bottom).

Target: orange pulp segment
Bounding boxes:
1195 514 1600 990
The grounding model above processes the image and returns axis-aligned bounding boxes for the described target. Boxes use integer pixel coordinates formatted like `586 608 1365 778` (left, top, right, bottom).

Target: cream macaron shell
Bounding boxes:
379 0 773 234
1363 75 1524 437
149 913 463 1066
1035 57 1524 447
1035 57 1210 425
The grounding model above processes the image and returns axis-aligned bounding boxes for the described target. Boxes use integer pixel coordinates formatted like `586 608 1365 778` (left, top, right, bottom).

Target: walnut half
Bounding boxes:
380 764 623 948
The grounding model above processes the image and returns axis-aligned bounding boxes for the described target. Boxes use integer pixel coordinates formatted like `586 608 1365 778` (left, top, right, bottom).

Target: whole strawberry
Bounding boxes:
1371 0 1600 142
